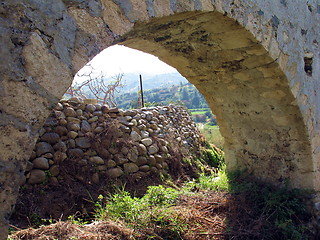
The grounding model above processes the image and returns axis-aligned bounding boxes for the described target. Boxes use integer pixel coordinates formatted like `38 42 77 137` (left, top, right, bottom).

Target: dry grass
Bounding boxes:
10 220 137 240
174 191 229 240
10 191 230 240
9 186 314 240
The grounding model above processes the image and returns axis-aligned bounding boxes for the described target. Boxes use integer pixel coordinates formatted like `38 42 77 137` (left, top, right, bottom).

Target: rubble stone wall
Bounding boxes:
24 99 202 187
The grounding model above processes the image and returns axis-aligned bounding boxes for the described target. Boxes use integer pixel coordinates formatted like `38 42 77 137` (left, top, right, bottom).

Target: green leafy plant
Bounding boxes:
200 144 224 168
184 167 229 192
68 215 88 226
94 184 183 238
144 185 179 206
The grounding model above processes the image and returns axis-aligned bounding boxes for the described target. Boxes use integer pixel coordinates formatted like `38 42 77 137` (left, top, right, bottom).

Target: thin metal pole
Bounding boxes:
139 74 144 108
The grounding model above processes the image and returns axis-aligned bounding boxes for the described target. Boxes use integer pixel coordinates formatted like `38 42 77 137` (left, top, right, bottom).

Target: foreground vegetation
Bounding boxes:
10 162 313 239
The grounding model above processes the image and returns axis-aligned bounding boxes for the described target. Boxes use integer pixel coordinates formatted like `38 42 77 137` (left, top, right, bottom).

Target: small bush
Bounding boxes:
200 144 224 168
144 185 179 206
184 167 229 192
94 185 182 236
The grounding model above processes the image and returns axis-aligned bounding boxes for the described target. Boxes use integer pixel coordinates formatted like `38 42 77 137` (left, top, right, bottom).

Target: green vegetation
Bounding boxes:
189 108 210 115
90 164 311 239
200 143 224 168
94 185 185 239
10 164 312 239
115 82 209 110
199 125 224 149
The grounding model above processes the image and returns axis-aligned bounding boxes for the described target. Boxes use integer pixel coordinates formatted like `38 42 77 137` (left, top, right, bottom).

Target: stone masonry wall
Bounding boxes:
23 98 202 186
1 1 320 238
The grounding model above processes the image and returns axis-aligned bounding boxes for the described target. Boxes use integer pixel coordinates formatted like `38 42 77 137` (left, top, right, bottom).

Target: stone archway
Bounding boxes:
1 0 319 238
117 11 314 191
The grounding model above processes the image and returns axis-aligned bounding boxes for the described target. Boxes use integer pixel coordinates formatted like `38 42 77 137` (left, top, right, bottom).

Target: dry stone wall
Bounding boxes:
23 98 202 186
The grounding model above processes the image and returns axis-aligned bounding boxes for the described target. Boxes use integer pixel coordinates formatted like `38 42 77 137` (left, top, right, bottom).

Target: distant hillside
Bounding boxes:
66 72 207 110
119 72 189 93
115 82 209 110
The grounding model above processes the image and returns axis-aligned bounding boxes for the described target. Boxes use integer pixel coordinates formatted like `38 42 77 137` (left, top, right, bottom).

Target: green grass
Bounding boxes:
200 124 224 149
190 110 207 115
184 167 229 192
94 185 186 238
189 108 210 115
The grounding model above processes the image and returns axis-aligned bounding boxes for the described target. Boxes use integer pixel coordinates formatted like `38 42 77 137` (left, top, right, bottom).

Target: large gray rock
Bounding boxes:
88 116 99 123
116 158 128 165
89 156 105 165
26 161 34 172
148 155 156 166
32 157 49 170
75 137 91 148
64 107 77 117
155 154 163 163
67 131 78 139
127 148 139 162
141 138 152 147
81 120 91 132
28 169 46 184
44 116 58 127
106 160 117 168
53 151 67 163
53 141 67 152
97 148 110 159
148 145 159 154
93 111 103 116
68 148 84 158
141 130 149 138
130 130 141 142
123 163 139 173
54 126 68 136
86 104 96 112
36 142 54 156
107 168 124 178
137 144 147 155
67 122 80 131
123 110 136 116
93 126 104 133
139 165 150 172
136 156 148 166
121 146 129 155
49 165 60 177
67 117 81 124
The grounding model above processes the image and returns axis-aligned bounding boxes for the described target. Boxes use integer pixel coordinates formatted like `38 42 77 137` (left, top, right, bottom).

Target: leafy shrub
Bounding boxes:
184 168 229 192
200 144 224 168
95 185 180 229
144 185 179 206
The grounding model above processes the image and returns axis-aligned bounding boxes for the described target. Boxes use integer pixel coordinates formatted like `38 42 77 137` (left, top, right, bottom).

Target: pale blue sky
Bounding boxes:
74 45 177 83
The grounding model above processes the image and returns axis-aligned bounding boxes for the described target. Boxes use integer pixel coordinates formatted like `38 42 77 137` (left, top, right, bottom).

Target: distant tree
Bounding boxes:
208 115 217 126
129 99 139 109
191 92 200 108
181 88 189 101
65 64 124 107
193 114 206 123
205 110 213 118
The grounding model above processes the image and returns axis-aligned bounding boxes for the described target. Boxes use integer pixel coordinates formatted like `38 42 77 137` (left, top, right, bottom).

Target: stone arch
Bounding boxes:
1 0 320 238
117 10 314 190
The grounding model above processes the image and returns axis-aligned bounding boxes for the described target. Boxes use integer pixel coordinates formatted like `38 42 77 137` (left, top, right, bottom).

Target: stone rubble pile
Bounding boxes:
23 98 202 185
